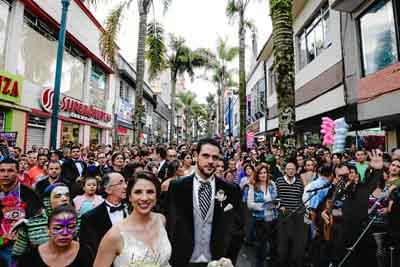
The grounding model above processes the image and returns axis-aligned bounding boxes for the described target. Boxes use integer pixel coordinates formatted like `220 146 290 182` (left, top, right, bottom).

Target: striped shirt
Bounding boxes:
276 176 304 213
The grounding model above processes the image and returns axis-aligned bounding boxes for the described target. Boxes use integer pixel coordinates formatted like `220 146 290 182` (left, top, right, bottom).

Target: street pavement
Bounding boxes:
236 244 256 267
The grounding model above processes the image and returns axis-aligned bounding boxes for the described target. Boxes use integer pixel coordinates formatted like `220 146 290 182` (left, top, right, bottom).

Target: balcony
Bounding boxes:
331 0 364 13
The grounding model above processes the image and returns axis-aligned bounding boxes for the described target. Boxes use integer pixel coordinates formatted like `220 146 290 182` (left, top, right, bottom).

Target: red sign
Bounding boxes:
118 127 127 134
40 88 112 122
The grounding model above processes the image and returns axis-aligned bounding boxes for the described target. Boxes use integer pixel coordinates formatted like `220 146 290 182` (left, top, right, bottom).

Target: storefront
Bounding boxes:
39 88 112 148
0 70 27 148
116 98 134 145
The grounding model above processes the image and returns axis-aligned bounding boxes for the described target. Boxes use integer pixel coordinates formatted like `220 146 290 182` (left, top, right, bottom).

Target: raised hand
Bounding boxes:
368 149 384 170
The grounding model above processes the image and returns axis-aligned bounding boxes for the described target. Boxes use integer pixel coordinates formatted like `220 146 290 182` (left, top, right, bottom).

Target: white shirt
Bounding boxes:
158 160 166 172
192 172 215 263
74 160 83 176
284 175 297 185
105 200 124 225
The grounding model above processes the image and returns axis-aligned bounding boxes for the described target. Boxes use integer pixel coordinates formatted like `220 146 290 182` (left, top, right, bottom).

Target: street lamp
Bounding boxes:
50 0 70 150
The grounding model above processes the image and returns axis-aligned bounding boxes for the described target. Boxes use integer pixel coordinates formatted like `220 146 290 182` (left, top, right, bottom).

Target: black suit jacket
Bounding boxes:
158 160 169 181
165 174 245 267
79 202 112 256
61 159 87 186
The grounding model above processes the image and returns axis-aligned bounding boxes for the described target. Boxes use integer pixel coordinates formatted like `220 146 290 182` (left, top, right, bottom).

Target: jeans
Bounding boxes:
0 245 13 267
255 220 276 267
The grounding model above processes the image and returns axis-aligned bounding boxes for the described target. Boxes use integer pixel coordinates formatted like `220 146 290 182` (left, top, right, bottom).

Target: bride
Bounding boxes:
94 171 171 267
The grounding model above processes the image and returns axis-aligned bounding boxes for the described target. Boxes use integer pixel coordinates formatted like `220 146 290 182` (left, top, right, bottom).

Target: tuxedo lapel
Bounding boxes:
97 202 112 232
182 175 195 235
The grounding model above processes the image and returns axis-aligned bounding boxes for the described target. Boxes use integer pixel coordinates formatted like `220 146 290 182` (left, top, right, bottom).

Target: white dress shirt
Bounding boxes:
284 175 297 185
158 160 166 172
74 160 83 176
105 200 125 225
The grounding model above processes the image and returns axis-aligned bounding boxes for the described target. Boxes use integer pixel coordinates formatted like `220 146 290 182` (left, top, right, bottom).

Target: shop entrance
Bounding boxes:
62 121 80 146
90 127 102 145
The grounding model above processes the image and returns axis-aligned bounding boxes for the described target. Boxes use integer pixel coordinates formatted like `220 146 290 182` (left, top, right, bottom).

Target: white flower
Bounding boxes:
215 189 227 207
207 258 234 267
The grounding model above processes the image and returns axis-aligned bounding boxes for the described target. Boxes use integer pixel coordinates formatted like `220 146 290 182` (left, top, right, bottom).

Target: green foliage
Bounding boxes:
100 2 126 67
270 0 292 11
146 21 168 80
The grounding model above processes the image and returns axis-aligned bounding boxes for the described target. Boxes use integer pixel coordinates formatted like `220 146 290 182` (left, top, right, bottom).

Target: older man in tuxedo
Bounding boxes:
79 172 127 257
166 138 244 267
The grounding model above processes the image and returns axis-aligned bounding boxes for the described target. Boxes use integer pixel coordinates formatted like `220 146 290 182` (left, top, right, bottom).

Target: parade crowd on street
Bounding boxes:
0 137 399 267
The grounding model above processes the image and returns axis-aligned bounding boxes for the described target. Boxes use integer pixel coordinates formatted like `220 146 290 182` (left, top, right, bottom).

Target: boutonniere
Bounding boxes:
215 189 227 207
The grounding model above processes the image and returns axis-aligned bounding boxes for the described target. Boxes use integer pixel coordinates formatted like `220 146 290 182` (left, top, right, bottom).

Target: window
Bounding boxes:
268 67 276 96
258 79 266 112
119 80 124 98
18 12 85 100
0 0 11 69
298 4 331 69
90 64 107 109
360 0 399 75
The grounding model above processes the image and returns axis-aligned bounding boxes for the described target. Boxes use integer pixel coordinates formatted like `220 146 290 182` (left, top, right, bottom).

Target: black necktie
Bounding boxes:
199 181 212 220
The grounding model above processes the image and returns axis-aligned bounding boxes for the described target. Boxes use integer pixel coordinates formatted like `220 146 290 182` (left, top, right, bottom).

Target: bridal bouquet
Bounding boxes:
207 258 234 267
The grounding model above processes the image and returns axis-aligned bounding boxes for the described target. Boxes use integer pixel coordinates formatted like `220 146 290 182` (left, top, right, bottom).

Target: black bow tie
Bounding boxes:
106 203 124 213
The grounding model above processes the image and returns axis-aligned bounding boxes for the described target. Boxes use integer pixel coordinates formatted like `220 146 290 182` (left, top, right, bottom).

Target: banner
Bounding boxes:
0 132 18 147
0 71 23 104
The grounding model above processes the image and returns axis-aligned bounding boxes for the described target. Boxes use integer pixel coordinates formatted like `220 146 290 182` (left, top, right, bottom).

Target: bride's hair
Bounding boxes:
127 171 161 200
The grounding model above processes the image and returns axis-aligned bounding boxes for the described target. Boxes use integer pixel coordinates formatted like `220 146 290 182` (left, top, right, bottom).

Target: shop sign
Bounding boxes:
0 71 22 104
117 99 133 124
40 88 112 123
118 127 127 135
0 132 17 147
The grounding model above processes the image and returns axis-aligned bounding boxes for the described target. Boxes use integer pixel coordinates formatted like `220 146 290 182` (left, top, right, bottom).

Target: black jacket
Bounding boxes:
61 159 87 187
79 202 111 256
165 174 245 267
158 160 169 181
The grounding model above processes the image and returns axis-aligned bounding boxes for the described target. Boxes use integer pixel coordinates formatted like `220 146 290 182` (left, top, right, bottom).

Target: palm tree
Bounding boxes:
146 32 211 144
177 90 197 144
226 0 256 153
88 0 172 146
208 37 239 138
205 93 217 137
192 103 207 142
270 0 296 159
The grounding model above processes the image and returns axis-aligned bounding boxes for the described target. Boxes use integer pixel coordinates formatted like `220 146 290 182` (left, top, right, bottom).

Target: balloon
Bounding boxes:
320 117 335 146
333 117 349 153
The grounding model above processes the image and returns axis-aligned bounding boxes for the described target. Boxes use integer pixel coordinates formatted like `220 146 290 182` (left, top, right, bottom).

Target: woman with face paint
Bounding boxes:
94 171 171 267
17 205 93 267
12 183 81 258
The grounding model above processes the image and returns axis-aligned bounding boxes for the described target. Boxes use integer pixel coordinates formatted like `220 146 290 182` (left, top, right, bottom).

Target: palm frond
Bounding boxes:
226 0 239 21
100 3 125 67
146 21 167 80
84 0 110 8
244 19 257 33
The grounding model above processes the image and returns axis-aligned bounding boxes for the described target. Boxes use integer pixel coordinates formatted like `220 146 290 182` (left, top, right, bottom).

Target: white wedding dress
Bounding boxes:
114 216 172 267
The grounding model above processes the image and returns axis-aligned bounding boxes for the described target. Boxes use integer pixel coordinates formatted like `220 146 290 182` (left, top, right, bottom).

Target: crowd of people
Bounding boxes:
0 137 399 267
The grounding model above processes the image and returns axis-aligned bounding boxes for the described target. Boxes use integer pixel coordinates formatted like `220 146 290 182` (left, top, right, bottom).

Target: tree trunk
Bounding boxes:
133 2 149 146
170 75 177 144
270 0 296 161
239 11 247 153
217 86 224 138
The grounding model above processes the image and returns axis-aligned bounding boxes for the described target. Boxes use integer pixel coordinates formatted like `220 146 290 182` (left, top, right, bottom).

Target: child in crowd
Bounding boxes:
73 176 103 215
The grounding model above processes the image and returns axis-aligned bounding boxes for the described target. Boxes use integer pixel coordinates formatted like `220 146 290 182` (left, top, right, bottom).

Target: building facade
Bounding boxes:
247 0 400 150
0 0 114 151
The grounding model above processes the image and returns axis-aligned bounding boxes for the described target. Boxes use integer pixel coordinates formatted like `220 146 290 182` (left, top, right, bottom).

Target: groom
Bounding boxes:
165 138 244 267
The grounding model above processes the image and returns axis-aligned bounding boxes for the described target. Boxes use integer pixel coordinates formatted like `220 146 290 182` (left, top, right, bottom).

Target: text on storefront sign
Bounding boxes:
0 71 22 104
40 88 112 122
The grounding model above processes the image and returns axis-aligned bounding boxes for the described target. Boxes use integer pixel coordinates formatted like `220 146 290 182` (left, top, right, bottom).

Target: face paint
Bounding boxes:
50 186 70 209
50 216 77 237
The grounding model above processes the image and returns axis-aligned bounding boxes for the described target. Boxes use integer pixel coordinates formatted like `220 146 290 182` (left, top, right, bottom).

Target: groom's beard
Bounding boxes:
197 164 216 179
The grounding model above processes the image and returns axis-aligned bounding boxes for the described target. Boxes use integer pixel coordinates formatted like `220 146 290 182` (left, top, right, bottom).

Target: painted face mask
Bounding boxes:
50 216 77 237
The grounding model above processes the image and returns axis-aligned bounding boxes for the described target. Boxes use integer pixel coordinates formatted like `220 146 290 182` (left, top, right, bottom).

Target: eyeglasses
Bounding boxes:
108 181 126 187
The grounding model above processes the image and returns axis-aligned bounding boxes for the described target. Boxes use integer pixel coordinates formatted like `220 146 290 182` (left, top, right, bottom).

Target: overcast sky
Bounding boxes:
90 0 272 103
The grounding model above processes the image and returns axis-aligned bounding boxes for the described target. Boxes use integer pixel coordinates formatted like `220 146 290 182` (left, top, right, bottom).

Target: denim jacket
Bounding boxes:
247 182 279 222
